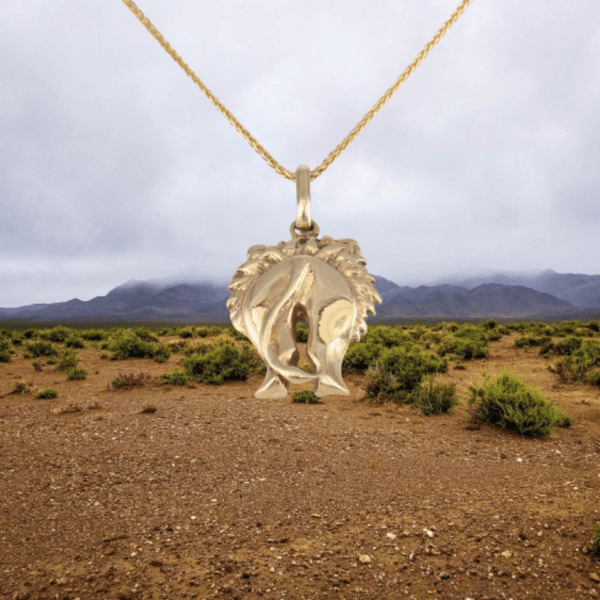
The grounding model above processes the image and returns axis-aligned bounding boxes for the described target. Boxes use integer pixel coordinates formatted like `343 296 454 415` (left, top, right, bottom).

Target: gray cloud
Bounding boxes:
1 0 599 307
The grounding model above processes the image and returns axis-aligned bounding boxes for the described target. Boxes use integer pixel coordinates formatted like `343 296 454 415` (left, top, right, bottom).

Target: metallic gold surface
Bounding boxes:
227 222 382 399
295 165 311 230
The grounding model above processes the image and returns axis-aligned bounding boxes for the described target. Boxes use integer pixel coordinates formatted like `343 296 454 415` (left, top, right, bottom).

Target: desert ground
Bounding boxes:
1 325 599 600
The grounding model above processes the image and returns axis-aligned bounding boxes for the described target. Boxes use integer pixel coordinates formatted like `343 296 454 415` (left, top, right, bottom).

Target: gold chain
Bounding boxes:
122 0 475 181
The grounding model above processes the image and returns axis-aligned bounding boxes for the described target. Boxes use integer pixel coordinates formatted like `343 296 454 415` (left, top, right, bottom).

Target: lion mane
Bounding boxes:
227 234 382 344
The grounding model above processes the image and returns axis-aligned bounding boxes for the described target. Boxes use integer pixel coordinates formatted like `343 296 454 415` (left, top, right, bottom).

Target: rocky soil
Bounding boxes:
1 331 600 600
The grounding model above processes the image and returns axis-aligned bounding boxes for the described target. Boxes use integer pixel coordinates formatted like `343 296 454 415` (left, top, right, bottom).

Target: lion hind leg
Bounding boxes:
255 367 289 399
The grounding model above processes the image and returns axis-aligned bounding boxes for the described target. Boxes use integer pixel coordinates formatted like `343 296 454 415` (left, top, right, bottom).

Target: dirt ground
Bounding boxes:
1 330 599 600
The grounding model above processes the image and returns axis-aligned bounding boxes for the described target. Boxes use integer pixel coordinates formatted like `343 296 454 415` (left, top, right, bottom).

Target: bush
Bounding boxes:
0 351 11 363
547 340 600 384
66 367 88 381
413 375 460 416
40 326 73 343
364 345 446 403
65 337 85 349
35 388 59 399
132 327 159 343
292 390 319 404
466 371 573 438
481 319 498 330
587 321 600 333
55 350 80 371
182 343 250 385
515 335 551 349
110 332 156 360
436 334 488 361
108 372 151 389
590 523 600 558
553 336 583 356
81 329 107 341
32 361 42 371
26 341 58 358
295 323 309 343
161 369 189 386
179 328 195 339
362 326 411 348
154 344 172 364
343 342 385 373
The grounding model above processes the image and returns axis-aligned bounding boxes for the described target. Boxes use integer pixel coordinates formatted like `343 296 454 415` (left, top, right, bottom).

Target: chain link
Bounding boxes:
122 0 475 182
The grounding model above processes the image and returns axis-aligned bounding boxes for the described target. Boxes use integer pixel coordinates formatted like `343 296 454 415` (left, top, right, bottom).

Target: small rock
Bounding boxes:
56 578 68 586
386 532 397 540
590 573 600 583
402 530 411 537
423 528 434 538
501 551 512 559
438 571 450 580
358 555 371 563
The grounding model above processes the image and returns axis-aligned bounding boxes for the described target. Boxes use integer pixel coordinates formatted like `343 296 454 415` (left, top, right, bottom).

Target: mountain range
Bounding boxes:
1 269 599 324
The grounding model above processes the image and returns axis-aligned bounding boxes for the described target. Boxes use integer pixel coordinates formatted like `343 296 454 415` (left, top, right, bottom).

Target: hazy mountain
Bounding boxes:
1 270 599 323
434 268 600 307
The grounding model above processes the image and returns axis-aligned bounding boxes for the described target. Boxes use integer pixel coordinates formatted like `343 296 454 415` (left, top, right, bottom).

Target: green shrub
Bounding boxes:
110 332 156 360
590 523 600 558
182 343 250 385
0 351 11 363
40 326 73 343
454 363 467 370
154 344 172 364
362 326 411 348
342 342 384 373
466 371 573 438
364 345 446 403
553 336 583 356
161 368 189 386
55 350 80 371
292 390 319 403
26 341 58 358
22 329 38 339
32 360 42 371
66 367 88 381
547 341 600 384
592 371 600 388
486 329 503 341
196 327 209 338
131 327 159 343
179 328 195 339
436 334 488 360
515 335 551 349
587 321 600 333
295 323 309 343
413 375 460 416
35 388 59 399
208 325 223 337
481 319 498 330
65 337 85 349
81 329 107 341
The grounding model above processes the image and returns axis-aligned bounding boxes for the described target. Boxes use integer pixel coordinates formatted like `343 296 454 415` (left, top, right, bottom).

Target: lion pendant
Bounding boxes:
227 222 382 399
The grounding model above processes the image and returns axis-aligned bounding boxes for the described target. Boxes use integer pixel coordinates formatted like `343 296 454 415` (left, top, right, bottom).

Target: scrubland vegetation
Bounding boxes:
2 317 600 561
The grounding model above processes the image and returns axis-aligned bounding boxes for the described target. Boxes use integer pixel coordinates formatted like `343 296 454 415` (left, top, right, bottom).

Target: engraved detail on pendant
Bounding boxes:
227 222 382 398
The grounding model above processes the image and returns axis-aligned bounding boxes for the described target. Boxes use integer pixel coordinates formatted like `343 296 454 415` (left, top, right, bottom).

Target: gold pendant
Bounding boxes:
227 166 382 398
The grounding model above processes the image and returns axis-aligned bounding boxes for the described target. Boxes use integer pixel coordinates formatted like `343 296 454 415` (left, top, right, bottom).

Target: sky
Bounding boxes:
1 0 599 308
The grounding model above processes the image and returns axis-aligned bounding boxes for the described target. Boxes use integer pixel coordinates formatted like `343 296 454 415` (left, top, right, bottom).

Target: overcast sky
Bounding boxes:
1 0 599 308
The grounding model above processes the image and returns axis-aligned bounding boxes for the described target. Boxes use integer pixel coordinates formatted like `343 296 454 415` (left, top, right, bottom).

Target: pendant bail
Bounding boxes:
295 165 312 231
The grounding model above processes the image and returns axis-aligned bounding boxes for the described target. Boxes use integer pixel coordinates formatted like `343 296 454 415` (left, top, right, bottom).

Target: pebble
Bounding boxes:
358 555 371 563
501 550 512 559
386 532 397 540
423 529 434 538
590 573 600 583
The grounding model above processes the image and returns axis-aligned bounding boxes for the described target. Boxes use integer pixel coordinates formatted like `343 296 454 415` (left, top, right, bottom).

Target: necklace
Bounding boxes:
122 0 475 398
